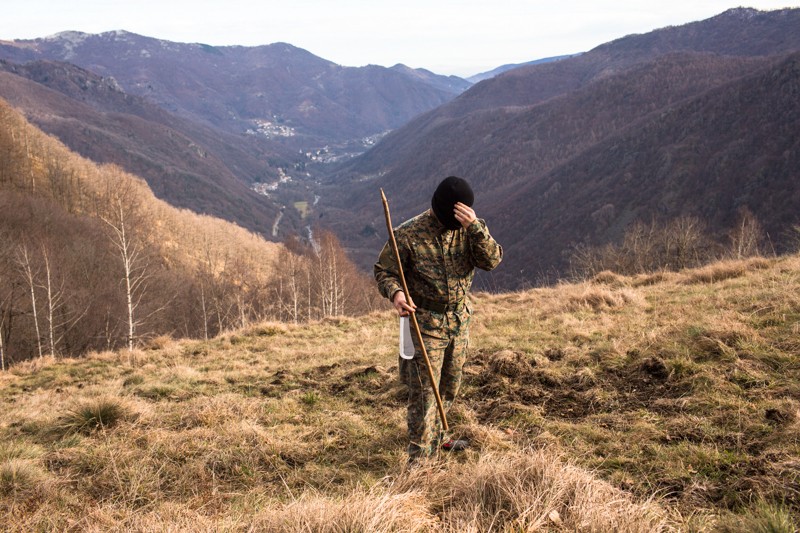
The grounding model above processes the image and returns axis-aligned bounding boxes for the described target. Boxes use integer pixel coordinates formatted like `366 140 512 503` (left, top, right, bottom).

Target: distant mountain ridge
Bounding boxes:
0 30 466 143
389 63 473 94
498 52 800 283
466 54 580 83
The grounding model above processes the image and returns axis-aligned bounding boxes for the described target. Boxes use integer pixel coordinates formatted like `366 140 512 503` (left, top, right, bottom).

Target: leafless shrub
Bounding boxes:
570 216 715 279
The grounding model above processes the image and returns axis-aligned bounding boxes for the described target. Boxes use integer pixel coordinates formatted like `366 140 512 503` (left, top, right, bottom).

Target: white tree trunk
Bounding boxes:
102 197 147 351
17 244 43 358
42 248 56 356
0 317 5 372
200 282 209 342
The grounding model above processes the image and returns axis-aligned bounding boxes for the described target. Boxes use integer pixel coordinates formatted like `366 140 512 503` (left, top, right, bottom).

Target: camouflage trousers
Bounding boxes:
399 308 470 459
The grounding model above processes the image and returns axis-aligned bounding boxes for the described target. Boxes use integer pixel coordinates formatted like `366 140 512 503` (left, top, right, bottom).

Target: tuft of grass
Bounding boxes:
144 335 173 351
133 382 192 401
0 459 43 498
631 271 672 287
122 374 145 387
563 283 645 313
410 449 666 532
249 489 437 532
569 286 626 311
54 397 130 435
0 441 43 462
243 322 288 337
301 390 321 407
592 270 629 287
716 500 799 533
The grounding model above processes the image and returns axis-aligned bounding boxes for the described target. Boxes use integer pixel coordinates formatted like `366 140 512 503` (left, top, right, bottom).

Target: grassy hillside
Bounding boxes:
0 98 376 362
2 254 799 531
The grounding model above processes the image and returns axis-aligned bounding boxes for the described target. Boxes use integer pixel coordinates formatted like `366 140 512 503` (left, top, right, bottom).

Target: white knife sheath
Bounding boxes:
399 316 415 360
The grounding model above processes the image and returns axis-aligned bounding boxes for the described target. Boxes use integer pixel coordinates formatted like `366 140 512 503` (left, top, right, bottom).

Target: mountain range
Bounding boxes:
1 8 799 289
320 7 800 286
0 31 465 142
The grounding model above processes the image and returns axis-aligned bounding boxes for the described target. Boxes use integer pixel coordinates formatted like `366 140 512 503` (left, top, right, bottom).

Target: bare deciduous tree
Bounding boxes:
664 216 707 270
310 230 349 318
41 245 60 356
728 208 764 259
39 243 86 357
0 283 9 371
273 245 308 323
100 181 151 351
15 241 43 358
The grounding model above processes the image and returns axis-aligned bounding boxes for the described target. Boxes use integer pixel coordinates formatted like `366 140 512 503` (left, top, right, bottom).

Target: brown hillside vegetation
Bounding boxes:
498 51 800 285
1 254 799 530
322 9 800 284
0 59 297 236
0 99 377 365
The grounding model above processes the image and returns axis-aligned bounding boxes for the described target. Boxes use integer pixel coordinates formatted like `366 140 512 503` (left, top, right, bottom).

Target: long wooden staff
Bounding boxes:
380 189 448 431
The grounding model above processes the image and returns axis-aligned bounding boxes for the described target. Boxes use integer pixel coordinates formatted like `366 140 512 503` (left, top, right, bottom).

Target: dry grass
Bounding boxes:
250 449 667 532
591 270 629 287
0 459 45 498
470 253 800 527
52 397 133 436
2 254 800 530
682 256 772 284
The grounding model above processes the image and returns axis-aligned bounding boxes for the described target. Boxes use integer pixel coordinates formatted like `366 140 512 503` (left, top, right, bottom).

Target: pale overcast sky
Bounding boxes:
2 1 799 77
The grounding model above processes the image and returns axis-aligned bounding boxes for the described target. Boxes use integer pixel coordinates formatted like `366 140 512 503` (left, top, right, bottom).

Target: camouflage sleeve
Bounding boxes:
373 235 407 301
466 218 503 271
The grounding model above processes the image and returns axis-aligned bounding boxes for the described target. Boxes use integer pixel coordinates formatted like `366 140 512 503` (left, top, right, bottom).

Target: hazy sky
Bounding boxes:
3 1 799 76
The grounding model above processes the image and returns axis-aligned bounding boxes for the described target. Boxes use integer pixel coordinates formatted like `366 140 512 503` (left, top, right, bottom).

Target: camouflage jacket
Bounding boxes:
374 209 502 325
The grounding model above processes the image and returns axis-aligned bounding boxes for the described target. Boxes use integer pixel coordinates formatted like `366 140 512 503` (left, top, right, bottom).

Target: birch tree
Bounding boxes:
274 246 307 323
728 208 763 259
38 244 86 357
15 242 43 358
311 230 352 318
0 285 9 371
100 186 150 351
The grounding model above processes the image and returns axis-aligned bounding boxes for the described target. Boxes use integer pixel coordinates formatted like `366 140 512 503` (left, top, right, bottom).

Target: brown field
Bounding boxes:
2 254 799 531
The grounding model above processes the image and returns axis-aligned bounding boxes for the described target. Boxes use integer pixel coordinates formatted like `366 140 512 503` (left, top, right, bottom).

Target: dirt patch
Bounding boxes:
327 365 395 401
463 349 690 424
489 350 536 378
641 356 669 380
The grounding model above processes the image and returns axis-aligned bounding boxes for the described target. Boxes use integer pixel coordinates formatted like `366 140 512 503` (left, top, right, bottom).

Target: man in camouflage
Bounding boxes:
374 176 503 461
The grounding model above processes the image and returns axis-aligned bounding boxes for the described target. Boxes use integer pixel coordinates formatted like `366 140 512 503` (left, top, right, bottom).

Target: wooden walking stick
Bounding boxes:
380 189 448 431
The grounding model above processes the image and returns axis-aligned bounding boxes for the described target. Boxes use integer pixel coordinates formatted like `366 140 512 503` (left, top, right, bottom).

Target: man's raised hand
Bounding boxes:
454 202 477 229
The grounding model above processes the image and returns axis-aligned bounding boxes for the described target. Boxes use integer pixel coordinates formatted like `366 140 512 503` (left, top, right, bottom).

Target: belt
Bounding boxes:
415 295 454 314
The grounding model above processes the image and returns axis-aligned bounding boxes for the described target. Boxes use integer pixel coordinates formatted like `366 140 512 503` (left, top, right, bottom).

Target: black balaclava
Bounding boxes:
431 176 474 230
